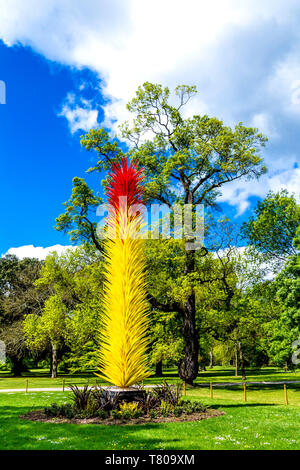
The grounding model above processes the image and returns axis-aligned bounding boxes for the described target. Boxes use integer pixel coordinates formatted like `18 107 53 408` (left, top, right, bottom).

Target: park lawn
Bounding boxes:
188 383 300 407
0 366 300 390
0 369 107 390
0 390 299 450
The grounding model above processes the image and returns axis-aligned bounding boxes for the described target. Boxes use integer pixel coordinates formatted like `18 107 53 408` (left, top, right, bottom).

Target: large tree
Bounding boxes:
23 245 104 376
0 255 45 375
24 294 67 378
268 227 300 367
56 82 267 384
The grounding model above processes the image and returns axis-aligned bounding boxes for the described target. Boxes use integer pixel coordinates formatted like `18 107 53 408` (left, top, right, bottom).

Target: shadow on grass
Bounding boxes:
0 404 184 450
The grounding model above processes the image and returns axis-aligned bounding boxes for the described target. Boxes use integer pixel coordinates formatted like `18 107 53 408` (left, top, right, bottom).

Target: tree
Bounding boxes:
55 177 103 252
56 82 267 384
24 294 67 378
197 229 273 379
242 190 300 265
268 227 300 367
24 245 104 376
0 255 45 375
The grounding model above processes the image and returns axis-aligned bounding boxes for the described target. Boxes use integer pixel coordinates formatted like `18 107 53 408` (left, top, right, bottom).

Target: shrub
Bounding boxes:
118 401 143 419
44 403 60 417
59 403 75 419
44 403 75 419
160 399 174 417
119 401 139 414
184 405 193 415
149 409 158 419
111 409 119 419
97 409 108 419
153 381 182 406
78 410 95 419
91 387 121 411
138 390 160 413
173 406 183 417
119 410 131 420
190 402 206 413
69 384 92 412
133 409 143 418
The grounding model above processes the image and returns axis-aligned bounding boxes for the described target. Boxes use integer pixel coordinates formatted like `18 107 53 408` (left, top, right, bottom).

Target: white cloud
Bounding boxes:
0 0 298 115
3 244 75 260
268 167 300 198
0 0 300 214
268 55 300 116
218 166 300 216
250 113 279 140
59 93 99 133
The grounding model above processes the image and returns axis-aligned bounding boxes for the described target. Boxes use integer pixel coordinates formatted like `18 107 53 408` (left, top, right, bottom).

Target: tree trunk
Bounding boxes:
49 350 53 377
10 356 25 377
234 340 238 377
51 343 58 379
155 360 163 377
209 350 213 369
238 339 246 380
178 250 199 386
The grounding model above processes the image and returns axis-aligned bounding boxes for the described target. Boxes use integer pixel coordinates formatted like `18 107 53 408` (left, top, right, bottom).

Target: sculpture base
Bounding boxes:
106 387 146 403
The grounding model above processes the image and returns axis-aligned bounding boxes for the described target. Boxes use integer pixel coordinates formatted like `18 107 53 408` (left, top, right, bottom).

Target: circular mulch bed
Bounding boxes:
20 408 225 426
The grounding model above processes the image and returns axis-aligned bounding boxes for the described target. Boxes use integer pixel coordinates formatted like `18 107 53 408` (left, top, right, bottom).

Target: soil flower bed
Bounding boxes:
21 408 225 426
20 382 225 426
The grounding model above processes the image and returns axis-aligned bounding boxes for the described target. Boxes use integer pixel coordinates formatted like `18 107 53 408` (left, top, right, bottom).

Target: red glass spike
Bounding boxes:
106 157 145 215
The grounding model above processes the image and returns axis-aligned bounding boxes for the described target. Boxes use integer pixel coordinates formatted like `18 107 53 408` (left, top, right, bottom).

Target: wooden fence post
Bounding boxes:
284 384 288 405
210 382 213 399
25 379 28 393
244 383 247 402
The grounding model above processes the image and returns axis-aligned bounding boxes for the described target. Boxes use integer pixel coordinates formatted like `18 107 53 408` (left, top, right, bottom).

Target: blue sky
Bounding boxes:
0 43 106 255
0 0 299 259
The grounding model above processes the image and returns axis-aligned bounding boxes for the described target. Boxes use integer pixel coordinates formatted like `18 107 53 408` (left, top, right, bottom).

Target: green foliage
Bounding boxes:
24 294 67 352
242 190 300 263
55 81 268 384
96 409 108 419
44 403 75 419
153 381 183 407
120 82 267 208
55 177 103 252
90 387 120 412
173 406 183 417
118 401 142 419
160 399 174 416
138 390 161 413
268 227 300 366
69 384 92 412
23 245 104 373
149 409 158 419
0 255 45 375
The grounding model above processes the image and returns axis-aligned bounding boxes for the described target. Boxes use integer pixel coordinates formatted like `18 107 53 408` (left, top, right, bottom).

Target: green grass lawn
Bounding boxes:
0 366 299 450
0 390 299 450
